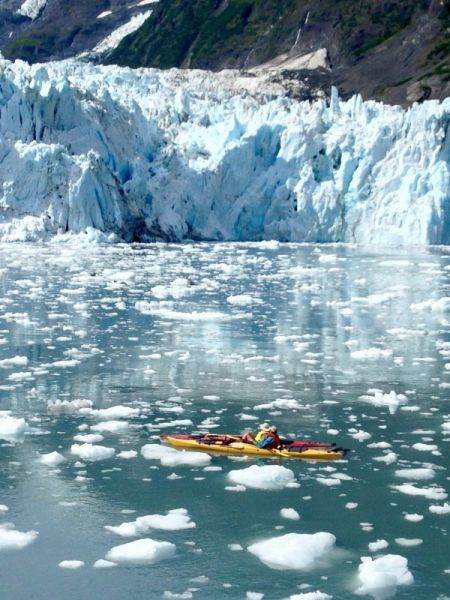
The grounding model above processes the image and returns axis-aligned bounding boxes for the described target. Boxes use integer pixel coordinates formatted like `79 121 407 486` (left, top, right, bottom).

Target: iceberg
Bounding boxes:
0 58 448 244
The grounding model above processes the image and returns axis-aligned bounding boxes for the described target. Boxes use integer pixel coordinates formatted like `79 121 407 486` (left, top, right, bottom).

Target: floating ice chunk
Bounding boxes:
373 453 397 465
429 503 450 515
0 524 38 551
248 532 336 570
225 484 246 492
246 593 264 600
359 391 407 414
117 450 138 459
412 443 438 452
105 538 176 565
228 543 243 551
351 349 393 361
318 255 337 264
410 298 449 312
8 371 33 382
346 503 358 510
47 399 93 413
288 592 332 600
403 513 423 522
58 560 84 569
0 356 28 368
93 559 116 568
240 414 258 421
141 444 211 467
367 442 391 449
228 465 296 490
392 483 447 501
73 433 104 443
254 399 300 410
280 508 300 520
92 406 140 420
39 451 65 466
351 430 372 442
227 294 261 306
51 359 80 369
70 443 115 462
91 420 130 434
0 505 8 513
105 508 195 537
152 278 193 300
368 540 389 552
395 538 422 547
356 554 413 599
317 478 340 487
136 302 242 321
394 468 435 480
0 413 27 441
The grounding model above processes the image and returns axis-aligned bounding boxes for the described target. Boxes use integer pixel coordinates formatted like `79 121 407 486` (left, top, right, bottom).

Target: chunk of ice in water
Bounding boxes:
248 532 336 570
105 538 176 565
228 465 296 490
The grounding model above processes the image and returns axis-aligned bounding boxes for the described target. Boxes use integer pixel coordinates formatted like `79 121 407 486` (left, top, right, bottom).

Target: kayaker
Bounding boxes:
268 425 282 449
242 422 270 445
243 423 282 449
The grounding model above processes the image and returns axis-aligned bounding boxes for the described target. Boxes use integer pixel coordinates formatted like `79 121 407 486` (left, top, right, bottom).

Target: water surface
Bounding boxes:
0 242 449 599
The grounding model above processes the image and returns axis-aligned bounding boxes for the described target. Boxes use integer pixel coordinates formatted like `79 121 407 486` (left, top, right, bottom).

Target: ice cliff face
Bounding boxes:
0 58 449 244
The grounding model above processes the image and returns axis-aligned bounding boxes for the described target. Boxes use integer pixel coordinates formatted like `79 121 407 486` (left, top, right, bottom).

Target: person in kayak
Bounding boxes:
242 423 282 449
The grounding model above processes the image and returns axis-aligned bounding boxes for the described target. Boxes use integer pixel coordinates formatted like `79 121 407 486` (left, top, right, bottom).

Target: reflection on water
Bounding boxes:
0 242 449 599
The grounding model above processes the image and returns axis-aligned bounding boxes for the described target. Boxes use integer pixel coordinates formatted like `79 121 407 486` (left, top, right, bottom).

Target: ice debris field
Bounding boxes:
0 58 449 245
0 241 449 599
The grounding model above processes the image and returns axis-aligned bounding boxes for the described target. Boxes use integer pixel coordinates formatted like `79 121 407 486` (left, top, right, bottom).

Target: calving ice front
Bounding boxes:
0 57 448 245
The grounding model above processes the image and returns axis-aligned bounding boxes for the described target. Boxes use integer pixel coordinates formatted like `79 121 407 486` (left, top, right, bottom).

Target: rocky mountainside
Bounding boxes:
0 0 449 105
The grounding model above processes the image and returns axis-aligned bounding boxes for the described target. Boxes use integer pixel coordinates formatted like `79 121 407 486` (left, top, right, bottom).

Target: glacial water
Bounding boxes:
0 241 449 600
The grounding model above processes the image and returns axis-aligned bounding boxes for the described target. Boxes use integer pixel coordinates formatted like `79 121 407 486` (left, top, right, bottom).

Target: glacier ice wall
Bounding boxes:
0 58 449 244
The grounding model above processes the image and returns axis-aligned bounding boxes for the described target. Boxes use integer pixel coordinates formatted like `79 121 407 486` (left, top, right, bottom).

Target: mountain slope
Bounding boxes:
106 0 449 105
0 0 152 62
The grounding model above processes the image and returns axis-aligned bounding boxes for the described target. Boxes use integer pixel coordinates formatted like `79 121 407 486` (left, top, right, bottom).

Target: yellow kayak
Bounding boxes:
161 434 347 461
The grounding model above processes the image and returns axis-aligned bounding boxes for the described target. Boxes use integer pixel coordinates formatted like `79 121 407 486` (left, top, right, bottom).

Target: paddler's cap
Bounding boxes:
269 425 277 432
259 423 270 431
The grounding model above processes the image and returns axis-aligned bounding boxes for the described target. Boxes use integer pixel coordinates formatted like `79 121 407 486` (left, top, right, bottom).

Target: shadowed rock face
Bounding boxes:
1 0 448 106
0 59 448 245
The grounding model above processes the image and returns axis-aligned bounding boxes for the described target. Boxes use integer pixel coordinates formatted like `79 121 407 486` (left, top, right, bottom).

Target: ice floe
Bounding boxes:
228 465 296 490
141 444 211 467
105 509 195 536
355 554 413 599
248 532 336 570
70 443 115 462
105 538 176 565
0 524 38 551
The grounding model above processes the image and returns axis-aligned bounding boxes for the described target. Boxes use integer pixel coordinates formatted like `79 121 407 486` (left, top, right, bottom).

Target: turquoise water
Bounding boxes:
0 242 449 600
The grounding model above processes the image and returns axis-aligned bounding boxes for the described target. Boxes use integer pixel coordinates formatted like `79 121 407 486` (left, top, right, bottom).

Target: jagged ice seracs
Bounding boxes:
0 58 448 244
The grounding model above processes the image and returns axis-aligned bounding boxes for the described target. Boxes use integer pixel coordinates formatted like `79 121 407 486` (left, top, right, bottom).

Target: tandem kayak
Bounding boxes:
161 433 348 461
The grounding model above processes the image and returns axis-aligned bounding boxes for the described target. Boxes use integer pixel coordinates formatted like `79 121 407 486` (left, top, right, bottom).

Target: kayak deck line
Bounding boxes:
161 433 348 461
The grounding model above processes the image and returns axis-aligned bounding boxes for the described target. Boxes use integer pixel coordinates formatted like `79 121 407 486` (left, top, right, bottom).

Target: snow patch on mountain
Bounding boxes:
92 11 153 55
0 58 448 245
17 0 47 20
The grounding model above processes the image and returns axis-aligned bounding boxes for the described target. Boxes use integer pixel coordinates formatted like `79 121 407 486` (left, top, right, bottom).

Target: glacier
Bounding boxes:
0 57 448 244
